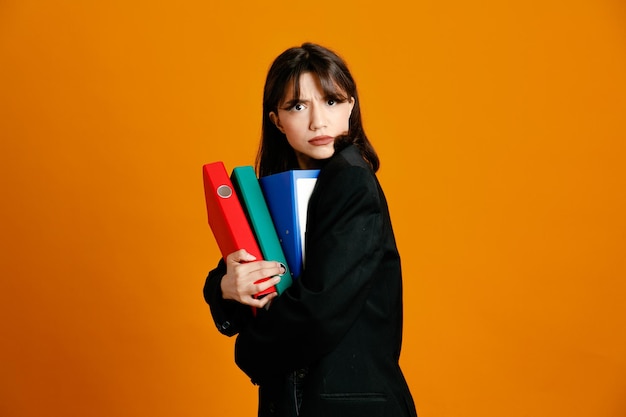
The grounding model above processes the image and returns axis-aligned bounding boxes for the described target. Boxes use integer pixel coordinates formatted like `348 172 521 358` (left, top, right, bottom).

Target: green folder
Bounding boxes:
230 166 293 295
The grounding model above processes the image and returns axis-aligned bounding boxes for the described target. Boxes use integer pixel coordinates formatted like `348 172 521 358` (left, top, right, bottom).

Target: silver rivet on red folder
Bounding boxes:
217 185 232 198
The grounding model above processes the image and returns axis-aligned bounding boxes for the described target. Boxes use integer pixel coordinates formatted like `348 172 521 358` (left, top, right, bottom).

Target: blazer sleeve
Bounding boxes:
234 164 384 384
203 259 253 336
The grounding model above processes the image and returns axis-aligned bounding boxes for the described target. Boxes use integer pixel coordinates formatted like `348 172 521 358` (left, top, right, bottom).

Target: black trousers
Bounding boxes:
257 369 307 417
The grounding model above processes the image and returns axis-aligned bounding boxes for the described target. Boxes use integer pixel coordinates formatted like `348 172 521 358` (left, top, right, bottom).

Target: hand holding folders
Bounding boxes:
202 161 319 304
219 248 282 309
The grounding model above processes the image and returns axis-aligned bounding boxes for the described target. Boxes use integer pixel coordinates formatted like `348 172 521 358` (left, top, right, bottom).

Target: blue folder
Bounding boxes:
231 166 293 295
259 170 320 279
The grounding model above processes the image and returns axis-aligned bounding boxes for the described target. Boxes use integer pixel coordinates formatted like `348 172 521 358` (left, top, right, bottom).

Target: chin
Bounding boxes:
298 148 335 169
315 148 335 161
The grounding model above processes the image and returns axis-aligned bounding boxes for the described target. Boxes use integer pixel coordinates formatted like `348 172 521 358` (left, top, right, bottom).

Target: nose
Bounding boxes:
309 104 327 130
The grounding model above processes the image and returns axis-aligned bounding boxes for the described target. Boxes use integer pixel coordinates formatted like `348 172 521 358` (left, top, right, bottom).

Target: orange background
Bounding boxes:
1 1 625 416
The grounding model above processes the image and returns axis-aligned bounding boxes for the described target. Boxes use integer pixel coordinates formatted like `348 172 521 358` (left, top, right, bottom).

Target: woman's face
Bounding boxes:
270 72 354 169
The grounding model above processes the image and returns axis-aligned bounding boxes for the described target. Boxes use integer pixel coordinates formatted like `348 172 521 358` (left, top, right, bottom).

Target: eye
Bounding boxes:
286 102 306 112
327 96 347 106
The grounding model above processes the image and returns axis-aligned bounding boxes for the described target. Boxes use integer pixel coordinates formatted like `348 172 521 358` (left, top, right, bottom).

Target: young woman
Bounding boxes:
204 43 418 417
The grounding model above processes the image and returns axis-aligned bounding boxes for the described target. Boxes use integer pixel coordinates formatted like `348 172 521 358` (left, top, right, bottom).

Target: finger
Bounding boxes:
227 249 257 264
254 275 282 295
257 292 278 309
244 291 277 309
232 262 284 288
251 261 286 280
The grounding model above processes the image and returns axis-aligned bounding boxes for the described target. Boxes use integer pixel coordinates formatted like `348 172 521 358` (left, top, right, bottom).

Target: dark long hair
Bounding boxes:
255 43 379 177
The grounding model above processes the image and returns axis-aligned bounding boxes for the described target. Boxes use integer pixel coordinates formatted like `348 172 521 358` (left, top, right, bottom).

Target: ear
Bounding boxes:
269 111 285 134
348 97 355 115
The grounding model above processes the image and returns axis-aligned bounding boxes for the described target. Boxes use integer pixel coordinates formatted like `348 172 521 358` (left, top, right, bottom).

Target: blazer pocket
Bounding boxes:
319 392 388 417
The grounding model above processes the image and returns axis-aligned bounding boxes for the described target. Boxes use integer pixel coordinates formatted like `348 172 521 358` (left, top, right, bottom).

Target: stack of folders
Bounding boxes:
202 161 319 300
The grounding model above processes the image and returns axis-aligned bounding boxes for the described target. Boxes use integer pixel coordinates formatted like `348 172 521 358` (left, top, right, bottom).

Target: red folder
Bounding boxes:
202 161 276 299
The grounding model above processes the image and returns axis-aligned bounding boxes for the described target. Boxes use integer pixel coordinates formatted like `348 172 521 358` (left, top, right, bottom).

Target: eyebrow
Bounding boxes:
281 98 309 108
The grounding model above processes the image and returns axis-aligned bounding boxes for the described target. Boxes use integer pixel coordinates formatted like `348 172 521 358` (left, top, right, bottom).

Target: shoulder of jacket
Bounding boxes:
323 145 370 173
339 145 369 168
315 146 377 195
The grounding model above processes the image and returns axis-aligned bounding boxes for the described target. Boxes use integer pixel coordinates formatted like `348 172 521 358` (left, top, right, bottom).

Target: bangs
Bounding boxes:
282 66 351 106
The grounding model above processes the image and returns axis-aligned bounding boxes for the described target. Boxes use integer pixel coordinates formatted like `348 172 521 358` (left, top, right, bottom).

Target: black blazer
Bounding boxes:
204 145 417 417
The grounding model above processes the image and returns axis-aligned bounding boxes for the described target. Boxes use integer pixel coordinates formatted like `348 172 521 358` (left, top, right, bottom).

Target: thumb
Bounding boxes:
227 248 257 264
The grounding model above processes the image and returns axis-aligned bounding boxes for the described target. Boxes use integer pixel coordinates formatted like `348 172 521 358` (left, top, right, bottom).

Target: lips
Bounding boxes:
309 135 334 146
